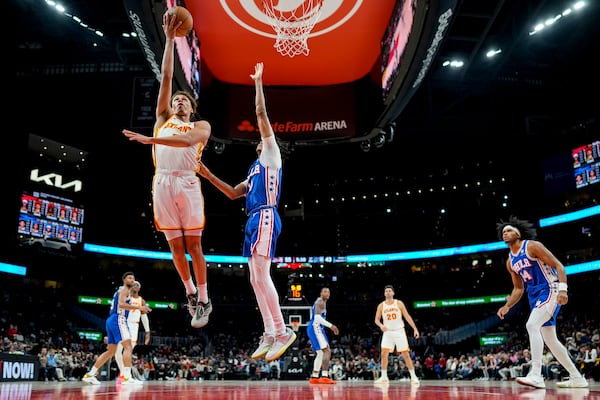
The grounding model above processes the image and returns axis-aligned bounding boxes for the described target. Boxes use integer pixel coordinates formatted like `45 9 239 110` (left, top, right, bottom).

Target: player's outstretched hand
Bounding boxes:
123 129 153 145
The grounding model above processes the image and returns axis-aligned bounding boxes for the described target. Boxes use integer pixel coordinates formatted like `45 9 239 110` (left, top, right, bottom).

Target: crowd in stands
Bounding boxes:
2 271 599 384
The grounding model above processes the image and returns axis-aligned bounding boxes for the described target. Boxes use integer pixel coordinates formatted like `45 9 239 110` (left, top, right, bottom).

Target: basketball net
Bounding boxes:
263 0 324 58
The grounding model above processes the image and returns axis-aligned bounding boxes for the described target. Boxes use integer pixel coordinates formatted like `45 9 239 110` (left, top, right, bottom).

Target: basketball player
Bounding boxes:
196 62 296 362
374 285 420 385
122 9 212 329
307 287 339 384
496 217 588 389
82 272 151 385
115 280 150 382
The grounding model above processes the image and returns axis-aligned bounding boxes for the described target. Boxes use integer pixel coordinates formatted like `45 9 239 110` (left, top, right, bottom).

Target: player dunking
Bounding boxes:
307 287 339 384
115 280 150 382
496 217 588 389
374 285 420 385
122 9 212 329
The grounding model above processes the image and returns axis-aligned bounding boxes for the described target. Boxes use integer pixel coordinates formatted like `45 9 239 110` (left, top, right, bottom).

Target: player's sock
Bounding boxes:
183 279 195 295
197 283 208 304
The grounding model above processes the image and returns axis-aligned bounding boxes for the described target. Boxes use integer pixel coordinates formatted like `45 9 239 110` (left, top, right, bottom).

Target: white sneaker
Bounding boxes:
121 377 142 385
191 300 212 328
200 300 212 324
265 327 297 361
411 377 420 385
556 376 589 388
516 374 546 389
251 333 275 359
374 376 389 384
185 292 198 318
82 373 101 385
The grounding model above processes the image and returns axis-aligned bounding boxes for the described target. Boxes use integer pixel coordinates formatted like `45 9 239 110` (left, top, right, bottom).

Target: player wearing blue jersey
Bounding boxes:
82 272 151 385
496 217 588 389
196 62 296 362
307 287 339 384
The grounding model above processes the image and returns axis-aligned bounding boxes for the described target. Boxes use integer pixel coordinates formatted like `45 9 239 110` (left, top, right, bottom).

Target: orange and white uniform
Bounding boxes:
379 300 409 352
152 115 206 235
127 295 149 346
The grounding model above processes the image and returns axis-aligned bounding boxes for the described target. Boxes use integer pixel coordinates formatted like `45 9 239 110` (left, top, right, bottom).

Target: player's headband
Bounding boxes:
503 225 521 238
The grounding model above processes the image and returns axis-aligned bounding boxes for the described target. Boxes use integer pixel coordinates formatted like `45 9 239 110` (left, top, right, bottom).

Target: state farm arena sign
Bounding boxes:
227 84 356 142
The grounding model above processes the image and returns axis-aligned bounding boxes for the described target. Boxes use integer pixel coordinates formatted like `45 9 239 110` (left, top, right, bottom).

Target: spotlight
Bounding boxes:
213 141 225 155
360 141 371 152
387 122 395 143
374 132 386 148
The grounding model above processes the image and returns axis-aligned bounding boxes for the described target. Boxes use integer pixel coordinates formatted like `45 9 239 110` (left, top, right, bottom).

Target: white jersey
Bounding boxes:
380 300 405 331
151 115 206 233
127 296 144 325
127 295 149 346
153 115 203 171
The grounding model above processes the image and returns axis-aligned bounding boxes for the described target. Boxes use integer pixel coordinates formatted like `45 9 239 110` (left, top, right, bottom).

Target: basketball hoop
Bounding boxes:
291 321 300 333
263 0 324 58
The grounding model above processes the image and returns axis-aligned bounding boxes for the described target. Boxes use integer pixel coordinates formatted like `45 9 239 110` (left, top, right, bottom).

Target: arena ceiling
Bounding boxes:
13 0 599 140
7 0 600 257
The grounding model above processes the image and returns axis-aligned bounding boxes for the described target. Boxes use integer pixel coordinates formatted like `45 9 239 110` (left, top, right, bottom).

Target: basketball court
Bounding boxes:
4 379 598 400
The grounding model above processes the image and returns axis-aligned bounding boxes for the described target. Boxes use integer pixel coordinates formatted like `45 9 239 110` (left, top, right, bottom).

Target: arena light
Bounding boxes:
360 140 371 153
373 132 386 148
213 141 225 155
386 122 395 143
529 1 587 36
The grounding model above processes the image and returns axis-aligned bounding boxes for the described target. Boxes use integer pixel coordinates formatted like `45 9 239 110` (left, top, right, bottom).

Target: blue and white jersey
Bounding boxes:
509 240 559 301
245 135 281 215
105 285 132 345
245 160 281 215
309 298 327 327
242 135 283 258
307 297 330 351
109 286 129 319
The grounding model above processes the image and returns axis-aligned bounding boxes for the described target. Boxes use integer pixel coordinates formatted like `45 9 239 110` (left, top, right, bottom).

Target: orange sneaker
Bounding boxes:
318 377 337 384
309 377 321 384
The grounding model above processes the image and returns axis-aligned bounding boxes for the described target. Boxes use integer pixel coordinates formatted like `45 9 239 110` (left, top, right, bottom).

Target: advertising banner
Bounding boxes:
0 353 39 382
227 85 357 143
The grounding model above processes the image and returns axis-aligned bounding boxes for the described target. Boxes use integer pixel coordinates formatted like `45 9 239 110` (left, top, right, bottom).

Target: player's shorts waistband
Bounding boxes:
156 169 196 177
247 205 277 216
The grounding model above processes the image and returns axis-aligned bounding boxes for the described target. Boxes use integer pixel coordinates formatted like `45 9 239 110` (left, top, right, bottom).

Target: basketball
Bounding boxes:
167 6 193 37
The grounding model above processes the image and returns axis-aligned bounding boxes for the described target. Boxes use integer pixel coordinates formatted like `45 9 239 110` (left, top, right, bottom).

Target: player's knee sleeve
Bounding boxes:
313 350 324 370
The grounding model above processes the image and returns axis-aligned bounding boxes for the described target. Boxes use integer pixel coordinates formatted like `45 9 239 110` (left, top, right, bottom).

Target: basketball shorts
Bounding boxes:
152 172 205 238
381 328 409 352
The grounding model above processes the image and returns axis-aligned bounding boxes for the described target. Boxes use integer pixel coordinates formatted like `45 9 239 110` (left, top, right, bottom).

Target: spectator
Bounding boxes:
511 349 532 378
446 356 458 380
51 348 67 381
496 352 514 381
38 347 58 381
215 360 228 380
579 343 598 378
437 352 447 379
